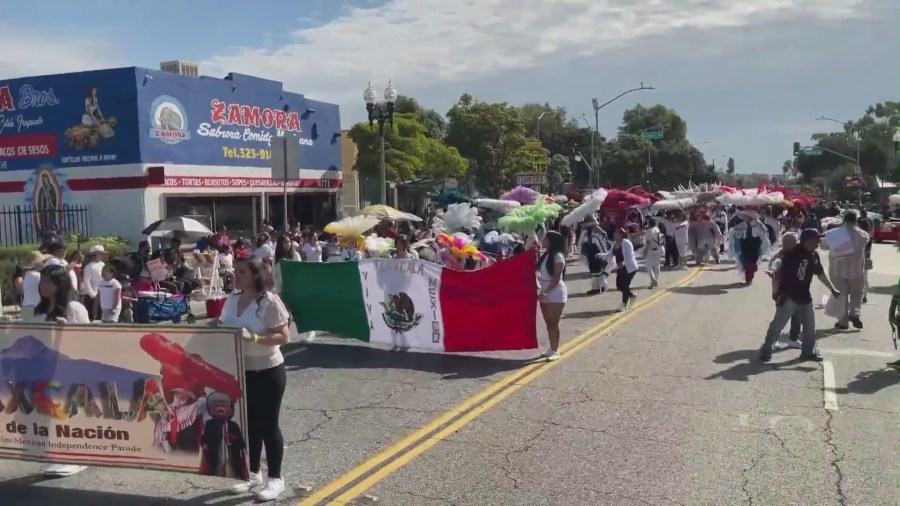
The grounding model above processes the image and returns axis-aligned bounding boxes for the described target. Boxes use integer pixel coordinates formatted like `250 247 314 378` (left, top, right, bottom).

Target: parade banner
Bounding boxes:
0 324 249 478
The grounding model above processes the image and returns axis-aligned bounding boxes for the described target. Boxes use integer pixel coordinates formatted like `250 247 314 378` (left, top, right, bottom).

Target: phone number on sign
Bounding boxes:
0 134 57 160
221 146 272 160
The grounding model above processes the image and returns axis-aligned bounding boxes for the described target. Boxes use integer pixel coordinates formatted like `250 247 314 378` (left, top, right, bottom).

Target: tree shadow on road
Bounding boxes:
0 474 250 506
283 342 531 379
835 368 900 395
670 282 746 296
706 349 818 381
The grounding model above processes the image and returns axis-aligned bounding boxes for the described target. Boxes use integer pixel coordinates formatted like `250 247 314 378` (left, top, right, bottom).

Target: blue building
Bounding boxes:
0 64 342 243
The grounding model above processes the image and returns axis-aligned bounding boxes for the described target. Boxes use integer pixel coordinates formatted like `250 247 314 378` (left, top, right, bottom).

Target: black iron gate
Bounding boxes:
0 204 91 246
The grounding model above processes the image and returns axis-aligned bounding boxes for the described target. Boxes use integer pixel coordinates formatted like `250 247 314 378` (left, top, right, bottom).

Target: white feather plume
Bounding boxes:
717 190 784 206
432 203 482 233
474 198 521 214
650 197 697 213
324 215 380 238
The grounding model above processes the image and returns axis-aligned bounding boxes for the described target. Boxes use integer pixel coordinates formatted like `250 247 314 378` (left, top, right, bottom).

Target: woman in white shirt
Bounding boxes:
98 264 122 323
217 258 291 502
537 231 567 362
32 264 91 478
392 235 419 260
19 252 44 320
607 227 640 311
642 218 665 289
302 232 323 262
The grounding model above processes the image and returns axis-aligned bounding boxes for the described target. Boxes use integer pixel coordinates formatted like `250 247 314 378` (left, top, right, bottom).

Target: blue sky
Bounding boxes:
0 0 896 175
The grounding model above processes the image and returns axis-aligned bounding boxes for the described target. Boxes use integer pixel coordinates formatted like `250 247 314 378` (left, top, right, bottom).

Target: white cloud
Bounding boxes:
201 0 868 104
0 23 123 79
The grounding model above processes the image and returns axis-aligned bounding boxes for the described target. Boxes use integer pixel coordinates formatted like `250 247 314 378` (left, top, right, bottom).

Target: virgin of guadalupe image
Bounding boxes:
33 171 60 235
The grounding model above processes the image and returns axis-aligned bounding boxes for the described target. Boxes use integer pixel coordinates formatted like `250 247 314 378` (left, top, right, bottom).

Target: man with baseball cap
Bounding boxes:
760 228 840 363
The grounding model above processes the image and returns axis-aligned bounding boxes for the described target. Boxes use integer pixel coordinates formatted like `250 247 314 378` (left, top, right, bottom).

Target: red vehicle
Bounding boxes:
873 218 900 243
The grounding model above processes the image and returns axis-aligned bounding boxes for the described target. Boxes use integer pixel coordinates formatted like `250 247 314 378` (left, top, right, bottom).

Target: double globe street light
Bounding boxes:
364 80 398 204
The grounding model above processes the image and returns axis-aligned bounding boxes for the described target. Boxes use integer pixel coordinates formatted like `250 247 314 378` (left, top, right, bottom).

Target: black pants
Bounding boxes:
664 236 679 266
616 268 636 304
246 364 286 478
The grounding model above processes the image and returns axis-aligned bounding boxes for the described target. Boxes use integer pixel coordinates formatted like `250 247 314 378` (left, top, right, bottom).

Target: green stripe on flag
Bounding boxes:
279 261 371 341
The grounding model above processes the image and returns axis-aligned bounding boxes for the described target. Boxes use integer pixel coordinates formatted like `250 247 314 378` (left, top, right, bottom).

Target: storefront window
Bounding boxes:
165 196 258 240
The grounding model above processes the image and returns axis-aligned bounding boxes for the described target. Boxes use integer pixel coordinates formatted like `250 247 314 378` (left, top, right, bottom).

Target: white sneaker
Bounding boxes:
545 351 560 362
539 347 554 358
304 331 316 342
257 477 285 501
43 464 87 477
229 471 263 494
618 303 628 312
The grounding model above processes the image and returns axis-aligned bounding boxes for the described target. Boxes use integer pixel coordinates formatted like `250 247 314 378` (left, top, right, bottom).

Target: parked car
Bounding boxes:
873 217 900 243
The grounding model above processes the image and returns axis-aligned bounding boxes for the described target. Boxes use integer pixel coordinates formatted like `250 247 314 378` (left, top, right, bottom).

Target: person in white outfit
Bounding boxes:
606 227 640 311
642 218 664 288
98 264 122 323
537 230 567 362
19 252 44 321
672 212 689 269
820 211 869 330
81 245 106 320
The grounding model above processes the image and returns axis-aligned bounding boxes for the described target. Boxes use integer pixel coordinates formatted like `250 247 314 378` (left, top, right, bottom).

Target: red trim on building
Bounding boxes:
0 175 341 193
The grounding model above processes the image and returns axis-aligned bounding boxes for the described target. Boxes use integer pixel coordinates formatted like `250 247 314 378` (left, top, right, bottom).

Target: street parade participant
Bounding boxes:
688 212 722 265
578 215 611 295
642 217 665 288
820 211 869 330
537 230 567 361
32 264 91 477
218 257 292 501
606 227 639 311
759 229 839 363
730 209 770 284
766 232 802 349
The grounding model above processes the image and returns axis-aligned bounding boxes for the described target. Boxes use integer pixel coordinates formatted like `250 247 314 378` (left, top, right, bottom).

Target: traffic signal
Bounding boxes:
793 142 800 156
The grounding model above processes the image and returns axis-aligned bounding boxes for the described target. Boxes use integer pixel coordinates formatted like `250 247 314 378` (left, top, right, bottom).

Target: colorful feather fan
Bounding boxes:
560 193 603 227
498 200 563 234
324 215 380 249
364 235 395 258
500 185 540 204
432 202 482 233
437 232 487 261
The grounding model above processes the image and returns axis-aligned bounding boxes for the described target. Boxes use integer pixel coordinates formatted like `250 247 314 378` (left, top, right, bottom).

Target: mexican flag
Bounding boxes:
279 252 538 352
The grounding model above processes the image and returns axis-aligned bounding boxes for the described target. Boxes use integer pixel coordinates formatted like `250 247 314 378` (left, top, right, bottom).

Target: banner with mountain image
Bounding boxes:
279 251 539 352
0 325 248 477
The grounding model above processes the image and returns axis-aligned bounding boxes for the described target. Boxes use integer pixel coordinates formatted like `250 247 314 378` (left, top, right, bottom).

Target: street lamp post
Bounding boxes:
535 111 548 141
590 84 655 176
365 80 398 205
817 115 861 173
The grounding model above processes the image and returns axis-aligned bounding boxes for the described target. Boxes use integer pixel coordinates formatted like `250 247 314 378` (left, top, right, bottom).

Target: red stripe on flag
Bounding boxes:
440 251 538 352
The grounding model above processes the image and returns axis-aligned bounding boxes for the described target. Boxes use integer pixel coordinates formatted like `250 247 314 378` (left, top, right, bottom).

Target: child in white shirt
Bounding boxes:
98 264 122 323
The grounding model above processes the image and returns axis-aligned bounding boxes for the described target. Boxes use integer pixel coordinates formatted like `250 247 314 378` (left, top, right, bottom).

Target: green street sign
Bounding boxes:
803 148 823 156
641 130 663 140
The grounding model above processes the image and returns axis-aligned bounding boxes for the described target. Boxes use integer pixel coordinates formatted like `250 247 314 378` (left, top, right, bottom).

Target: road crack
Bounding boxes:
824 410 848 505
739 452 763 506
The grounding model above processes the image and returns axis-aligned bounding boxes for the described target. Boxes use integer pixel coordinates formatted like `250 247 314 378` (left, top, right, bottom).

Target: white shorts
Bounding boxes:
540 281 567 304
101 308 121 323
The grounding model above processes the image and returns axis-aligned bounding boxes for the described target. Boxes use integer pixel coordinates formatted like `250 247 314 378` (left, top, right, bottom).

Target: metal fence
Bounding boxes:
0 204 91 247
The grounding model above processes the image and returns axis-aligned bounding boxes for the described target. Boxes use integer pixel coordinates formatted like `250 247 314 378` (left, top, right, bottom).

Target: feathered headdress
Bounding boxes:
497 199 563 234
324 215 379 249
432 202 482 233
437 232 487 261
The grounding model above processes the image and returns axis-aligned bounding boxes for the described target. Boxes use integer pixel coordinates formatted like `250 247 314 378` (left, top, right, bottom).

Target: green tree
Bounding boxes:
598 104 706 188
445 93 529 195
394 95 447 140
348 112 466 182
546 154 572 194
802 101 900 182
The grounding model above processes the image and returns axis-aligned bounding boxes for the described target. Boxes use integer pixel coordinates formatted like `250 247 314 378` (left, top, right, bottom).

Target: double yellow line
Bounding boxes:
299 267 704 505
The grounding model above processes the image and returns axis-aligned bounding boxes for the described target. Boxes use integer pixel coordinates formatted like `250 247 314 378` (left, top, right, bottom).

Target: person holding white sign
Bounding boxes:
217 257 291 502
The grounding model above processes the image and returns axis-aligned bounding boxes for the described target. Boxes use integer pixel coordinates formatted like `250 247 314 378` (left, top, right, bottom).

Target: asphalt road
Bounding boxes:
1 245 898 505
